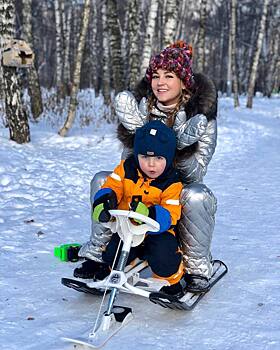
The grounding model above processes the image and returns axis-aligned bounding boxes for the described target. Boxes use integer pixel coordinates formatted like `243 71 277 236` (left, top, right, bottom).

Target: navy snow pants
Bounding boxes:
102 231 182 278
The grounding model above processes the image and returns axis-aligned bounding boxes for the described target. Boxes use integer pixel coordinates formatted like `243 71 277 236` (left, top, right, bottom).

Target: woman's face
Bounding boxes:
151 69 184 106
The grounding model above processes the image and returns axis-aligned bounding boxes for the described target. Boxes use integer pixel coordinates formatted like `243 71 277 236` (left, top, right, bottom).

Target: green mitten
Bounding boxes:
130 201 149 223
92 203 111 223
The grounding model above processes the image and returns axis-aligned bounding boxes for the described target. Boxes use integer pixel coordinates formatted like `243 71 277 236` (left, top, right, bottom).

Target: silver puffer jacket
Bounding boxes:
79 73 218 278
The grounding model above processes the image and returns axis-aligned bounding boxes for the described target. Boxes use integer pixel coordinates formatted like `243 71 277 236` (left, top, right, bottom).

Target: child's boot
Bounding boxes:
73 259 110 280
159 279 186 299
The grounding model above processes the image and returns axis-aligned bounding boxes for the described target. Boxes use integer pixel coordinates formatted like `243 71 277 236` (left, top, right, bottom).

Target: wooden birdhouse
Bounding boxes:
2 39 34 68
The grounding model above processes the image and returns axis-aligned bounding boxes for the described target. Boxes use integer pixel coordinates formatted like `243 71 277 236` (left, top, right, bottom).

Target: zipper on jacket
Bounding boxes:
140 177 147 188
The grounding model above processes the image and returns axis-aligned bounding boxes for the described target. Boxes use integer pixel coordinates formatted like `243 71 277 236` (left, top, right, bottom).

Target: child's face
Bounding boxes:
138 155 167 179
151 69 185 106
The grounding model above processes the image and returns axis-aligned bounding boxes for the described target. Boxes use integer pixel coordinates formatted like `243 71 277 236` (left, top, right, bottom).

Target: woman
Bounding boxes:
76 41 218 292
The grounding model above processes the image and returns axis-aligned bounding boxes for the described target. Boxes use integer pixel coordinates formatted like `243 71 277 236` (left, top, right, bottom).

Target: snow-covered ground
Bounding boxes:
0 95 279 350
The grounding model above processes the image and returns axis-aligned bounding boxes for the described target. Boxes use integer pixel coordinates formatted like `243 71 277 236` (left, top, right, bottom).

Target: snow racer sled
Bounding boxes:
59 210 227 348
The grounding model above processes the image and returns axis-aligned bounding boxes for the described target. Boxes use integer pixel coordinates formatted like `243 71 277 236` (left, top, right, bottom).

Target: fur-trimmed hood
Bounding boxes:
132 73 217 121
117 73 217 150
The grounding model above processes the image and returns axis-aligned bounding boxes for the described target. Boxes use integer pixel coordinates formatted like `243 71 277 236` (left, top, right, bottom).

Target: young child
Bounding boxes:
91 120 185 297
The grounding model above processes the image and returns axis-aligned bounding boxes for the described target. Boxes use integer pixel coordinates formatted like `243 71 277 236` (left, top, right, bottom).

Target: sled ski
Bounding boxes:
61 258 152 295
62 305 133 349
149 260 228 311
62 260 228 311
61 277 104 296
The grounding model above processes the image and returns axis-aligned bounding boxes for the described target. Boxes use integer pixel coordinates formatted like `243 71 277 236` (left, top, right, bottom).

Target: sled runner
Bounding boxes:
62 260 227 310
61 210 228 348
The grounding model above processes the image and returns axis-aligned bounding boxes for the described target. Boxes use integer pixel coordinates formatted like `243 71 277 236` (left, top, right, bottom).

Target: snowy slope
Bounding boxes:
0 96 279 350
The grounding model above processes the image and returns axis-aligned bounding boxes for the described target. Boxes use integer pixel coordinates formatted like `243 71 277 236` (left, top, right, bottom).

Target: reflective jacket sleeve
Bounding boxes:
159 182 183 227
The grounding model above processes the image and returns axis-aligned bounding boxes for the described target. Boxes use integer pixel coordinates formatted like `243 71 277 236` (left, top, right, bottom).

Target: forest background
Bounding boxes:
0 0 279 144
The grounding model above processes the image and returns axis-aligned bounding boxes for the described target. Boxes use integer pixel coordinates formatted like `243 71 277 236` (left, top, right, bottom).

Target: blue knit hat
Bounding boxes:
133 120 177 169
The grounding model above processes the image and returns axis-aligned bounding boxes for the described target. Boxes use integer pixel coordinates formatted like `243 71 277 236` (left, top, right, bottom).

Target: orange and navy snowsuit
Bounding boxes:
95 156 184 285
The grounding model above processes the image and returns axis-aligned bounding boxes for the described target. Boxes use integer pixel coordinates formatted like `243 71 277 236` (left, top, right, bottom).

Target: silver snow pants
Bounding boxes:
178 183 217 278
78 172 217 279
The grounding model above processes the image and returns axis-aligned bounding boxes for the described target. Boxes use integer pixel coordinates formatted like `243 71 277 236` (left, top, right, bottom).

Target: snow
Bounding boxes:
1 95 280 350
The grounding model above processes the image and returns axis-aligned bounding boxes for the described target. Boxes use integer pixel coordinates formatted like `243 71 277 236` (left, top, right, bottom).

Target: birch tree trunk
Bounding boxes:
264 2 279 97
196 0 207 73
0 0 30 143
242 8 258 92
162 0 178 47
63 3 72 95
0 8 5 100
128 0 140 89
0 47 5 99
230 0 239 107
21 0 43 119
140 0 159 77
246 0 269 108
101 1 111 106
88 1 98 91
218 6 227 91
226 0 232 97
121 1 129 85
0 68 4 99
54 0 65 101
107 0 124 93
176 0 187 39
58 0 91 136
273 57 280 93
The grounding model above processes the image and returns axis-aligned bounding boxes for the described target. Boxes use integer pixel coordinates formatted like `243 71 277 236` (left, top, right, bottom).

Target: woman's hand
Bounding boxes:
175 113 208 149
114 91 148 132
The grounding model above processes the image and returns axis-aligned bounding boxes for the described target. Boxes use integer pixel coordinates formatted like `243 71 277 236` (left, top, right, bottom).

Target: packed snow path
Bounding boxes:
0 97 279 350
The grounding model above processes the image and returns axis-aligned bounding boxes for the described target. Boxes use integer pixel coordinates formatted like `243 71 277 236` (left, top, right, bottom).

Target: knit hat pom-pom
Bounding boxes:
168 40 193 60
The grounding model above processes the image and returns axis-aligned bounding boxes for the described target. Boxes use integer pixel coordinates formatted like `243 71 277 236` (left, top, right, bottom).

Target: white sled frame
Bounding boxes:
83 210 169 298
62 210 228 348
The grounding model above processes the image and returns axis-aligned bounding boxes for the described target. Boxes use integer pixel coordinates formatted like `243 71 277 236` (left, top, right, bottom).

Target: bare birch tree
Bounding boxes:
59 0 91 136
273 58 280 93
107 0 124 93
162 0 178 47
230 0 239 107
0 69 4 99
54 0 65 101
127 0 140 88
21 0 43 120
0 0 30 143
264 1 279 96
101 0 111 106
196 0 207 73
226 1 232 97
63 2 72 95
175 0 187 39
140 0 159 77
88 0 98 91
246 0 269 108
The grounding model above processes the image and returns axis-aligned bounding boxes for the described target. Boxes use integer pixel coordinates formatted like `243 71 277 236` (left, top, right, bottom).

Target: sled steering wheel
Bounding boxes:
102 209 160 247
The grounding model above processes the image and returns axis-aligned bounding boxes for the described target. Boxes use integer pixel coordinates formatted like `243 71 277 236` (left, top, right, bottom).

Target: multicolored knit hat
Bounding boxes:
145 40 194 89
